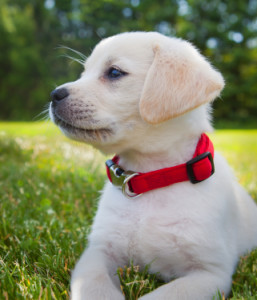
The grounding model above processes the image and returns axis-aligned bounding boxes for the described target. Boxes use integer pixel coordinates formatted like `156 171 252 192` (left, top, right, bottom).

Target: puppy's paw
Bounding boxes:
71 275 124 300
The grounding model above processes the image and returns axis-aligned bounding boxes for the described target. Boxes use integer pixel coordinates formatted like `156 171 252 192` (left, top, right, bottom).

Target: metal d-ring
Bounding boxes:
122 171 142 199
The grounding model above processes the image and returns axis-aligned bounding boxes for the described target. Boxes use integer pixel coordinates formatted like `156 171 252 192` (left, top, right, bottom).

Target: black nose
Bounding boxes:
50 88 69 102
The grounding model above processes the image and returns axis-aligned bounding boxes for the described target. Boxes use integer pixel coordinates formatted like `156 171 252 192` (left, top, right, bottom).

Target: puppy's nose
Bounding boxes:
50 88 69 102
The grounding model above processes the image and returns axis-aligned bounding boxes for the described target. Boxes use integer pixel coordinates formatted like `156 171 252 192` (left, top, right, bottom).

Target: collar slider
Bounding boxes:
186 151 215 184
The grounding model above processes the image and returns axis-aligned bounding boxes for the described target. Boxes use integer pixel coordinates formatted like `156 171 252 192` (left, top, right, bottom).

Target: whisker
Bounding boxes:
56 45 87 66
34 103 51 121
59 45 87 60
60 54 85 66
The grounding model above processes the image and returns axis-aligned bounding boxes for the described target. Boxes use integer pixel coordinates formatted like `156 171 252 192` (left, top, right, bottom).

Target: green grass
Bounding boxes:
0 122 257 299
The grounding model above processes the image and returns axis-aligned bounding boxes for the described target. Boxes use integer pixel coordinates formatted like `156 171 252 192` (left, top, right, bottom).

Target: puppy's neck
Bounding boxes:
118 106 213 173
118 135 199 173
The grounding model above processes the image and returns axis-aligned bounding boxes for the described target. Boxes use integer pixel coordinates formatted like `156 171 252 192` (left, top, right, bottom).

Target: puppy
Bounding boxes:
49 32 257 300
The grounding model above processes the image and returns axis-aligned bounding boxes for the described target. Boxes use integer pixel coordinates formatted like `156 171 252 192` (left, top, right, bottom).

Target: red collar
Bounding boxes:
106 134 214 198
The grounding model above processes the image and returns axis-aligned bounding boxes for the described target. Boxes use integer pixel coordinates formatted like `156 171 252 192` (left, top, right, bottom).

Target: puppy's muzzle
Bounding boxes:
50 88 69 107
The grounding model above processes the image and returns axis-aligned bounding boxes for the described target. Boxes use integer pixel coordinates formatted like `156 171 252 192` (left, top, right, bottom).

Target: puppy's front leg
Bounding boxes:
71 247 124 300
139 270 232 300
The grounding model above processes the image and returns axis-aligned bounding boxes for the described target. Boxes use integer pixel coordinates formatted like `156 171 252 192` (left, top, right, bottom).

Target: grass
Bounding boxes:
0 121 257 299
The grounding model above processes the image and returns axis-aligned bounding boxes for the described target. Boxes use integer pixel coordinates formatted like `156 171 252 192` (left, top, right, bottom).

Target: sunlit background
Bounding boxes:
0 0 257 126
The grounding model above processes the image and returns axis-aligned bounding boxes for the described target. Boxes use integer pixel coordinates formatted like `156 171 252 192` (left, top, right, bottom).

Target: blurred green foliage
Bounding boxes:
0 0 256 124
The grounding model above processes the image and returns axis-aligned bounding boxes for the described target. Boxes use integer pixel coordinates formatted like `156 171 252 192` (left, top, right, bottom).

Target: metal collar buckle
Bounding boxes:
105 160 141 198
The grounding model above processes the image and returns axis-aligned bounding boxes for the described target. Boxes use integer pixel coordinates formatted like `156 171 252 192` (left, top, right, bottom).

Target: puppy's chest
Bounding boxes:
94 186 202 271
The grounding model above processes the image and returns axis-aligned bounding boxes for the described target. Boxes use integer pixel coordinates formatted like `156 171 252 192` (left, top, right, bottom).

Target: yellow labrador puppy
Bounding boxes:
49 32 257 300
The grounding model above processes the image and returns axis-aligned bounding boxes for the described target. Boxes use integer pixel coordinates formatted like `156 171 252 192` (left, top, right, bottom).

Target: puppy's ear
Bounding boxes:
139 43 224 124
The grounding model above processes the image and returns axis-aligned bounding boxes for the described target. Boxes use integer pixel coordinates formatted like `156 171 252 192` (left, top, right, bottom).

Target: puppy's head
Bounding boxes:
50 32 224 153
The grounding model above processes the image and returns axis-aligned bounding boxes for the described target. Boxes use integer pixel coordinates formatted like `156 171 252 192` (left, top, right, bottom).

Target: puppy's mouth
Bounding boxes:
51 108 113 142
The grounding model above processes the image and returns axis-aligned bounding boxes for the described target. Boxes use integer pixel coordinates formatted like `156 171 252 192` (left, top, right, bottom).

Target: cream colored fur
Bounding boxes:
49 32 257 300
140 44 224 123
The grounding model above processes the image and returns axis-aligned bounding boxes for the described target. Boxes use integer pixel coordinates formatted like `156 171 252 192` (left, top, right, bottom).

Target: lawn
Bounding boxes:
0 122 257 299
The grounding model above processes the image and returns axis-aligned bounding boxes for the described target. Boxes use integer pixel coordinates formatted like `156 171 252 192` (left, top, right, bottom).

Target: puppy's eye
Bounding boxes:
107 67 127 80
